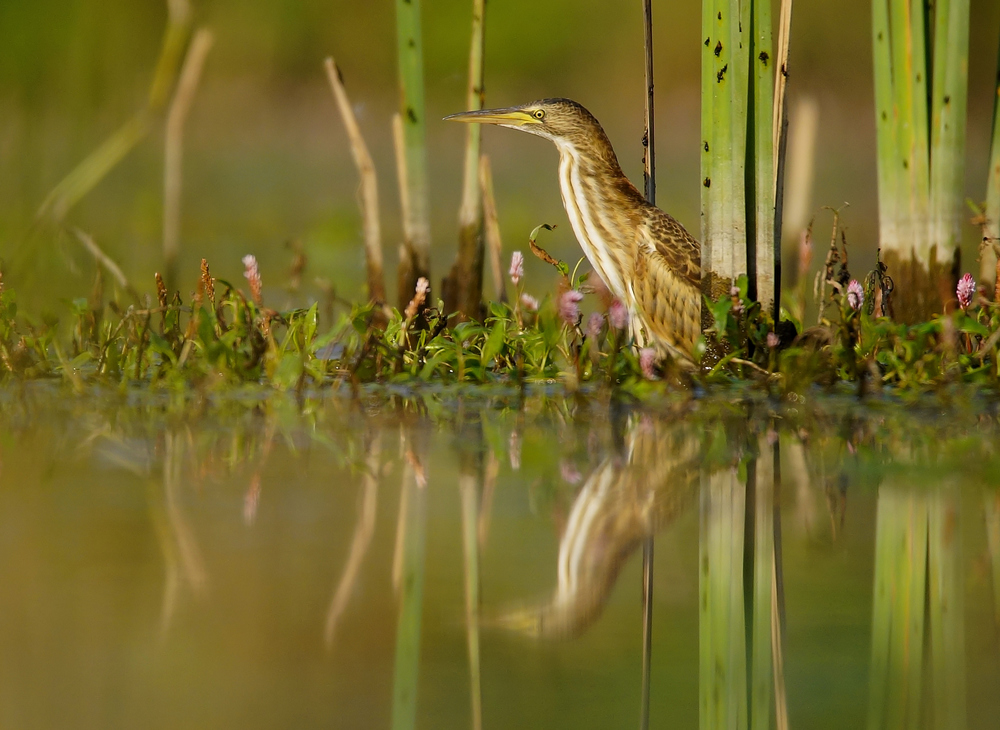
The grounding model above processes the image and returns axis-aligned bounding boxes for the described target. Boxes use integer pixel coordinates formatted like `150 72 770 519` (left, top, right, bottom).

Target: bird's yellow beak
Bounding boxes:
443 107 540 126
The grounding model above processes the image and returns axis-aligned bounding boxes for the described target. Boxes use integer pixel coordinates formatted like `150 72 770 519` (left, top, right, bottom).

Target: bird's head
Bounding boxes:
444 98 604 149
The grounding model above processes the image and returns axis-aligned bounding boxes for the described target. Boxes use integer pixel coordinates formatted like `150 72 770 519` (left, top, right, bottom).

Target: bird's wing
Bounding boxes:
631 208 702 355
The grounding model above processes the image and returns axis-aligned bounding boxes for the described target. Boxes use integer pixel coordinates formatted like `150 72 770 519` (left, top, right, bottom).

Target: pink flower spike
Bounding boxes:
847 279 864 311
957 272 975 310
242 254 263 305
639 348 657 380
509 251 524 286
519 293 539 313
608 299 628 330
559 290 584 324
586 312 604 339
766 331 779 349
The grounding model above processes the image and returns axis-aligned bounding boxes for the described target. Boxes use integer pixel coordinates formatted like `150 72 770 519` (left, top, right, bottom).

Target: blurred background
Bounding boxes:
2 0 1000 316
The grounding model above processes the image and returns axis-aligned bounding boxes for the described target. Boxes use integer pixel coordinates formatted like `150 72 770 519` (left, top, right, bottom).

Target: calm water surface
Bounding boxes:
1 385 999 729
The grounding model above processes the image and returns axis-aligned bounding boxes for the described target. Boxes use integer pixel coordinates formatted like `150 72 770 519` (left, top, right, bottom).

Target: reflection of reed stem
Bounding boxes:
324 433 381 650
391 431 428 730
987 492 1000 629
460 473 483 730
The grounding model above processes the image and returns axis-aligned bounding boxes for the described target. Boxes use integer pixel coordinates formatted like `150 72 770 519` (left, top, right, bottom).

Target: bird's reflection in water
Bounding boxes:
500 407 700 638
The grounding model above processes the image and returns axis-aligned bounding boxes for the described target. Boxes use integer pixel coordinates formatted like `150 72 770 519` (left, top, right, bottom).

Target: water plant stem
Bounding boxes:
981 27 1000 289
394 0 432 309
479 155 507 303
444 0 487 319
164 29 214 292
324 58 386 304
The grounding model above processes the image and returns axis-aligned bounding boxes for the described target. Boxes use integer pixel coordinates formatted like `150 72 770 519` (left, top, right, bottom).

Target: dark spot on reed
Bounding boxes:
717 64 728 82
944 95 951 104
704 141 709 152
705 37 710 46
715 41 723 57
704 177 711 188
718 11 722 19
759 51 769 65
903 160 909 169
882 111 887 120
407 107 417 123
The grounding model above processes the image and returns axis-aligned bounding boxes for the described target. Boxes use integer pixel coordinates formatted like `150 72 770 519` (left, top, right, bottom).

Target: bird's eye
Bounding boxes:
533 109 545 120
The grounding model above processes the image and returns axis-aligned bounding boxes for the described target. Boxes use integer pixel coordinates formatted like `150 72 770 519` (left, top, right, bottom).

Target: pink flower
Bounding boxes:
509 251 524 286
242 254 263 305
559 290 584 324
639 348 657 379
519 293 539 313
404 277 429 319
608 299 628 330
766 331 779 349
586 312 604 339
957 272 975 310
847 279 864 311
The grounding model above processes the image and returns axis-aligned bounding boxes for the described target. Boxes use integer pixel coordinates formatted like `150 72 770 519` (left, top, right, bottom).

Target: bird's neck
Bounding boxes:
554 139 638 303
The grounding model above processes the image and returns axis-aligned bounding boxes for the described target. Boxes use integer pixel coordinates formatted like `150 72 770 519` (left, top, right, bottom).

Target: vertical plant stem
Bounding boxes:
752 0 777 316
985 491 1000 630
700 0 717 265
929 0 970 280
640 4 655 728
981 28 1000 287
324 58 386 304
781 96 818 267
445 0 488 318
164 29 214 292
872 0 899 253
479 155 507 304
394 0 432 310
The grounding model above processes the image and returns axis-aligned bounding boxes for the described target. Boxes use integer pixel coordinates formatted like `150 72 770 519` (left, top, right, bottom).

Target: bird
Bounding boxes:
445 98 701 364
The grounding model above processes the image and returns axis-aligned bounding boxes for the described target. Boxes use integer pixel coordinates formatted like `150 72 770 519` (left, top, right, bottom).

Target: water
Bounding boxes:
1 384 999 729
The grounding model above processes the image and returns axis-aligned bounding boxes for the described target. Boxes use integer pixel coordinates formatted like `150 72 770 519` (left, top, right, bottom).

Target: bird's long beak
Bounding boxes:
443 107 539 127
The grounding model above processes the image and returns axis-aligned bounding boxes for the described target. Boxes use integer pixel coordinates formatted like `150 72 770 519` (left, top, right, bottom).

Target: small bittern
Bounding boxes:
445 98 701 363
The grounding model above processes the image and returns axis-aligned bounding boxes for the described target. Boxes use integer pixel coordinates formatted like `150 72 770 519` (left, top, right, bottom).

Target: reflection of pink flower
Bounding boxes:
519 293 539 313
509 251 524 286
766 331 779 349
559 290 584 324
560 459 582 485
957 273 975 310
586 312 604 339
244 473 261 526
608 300 628 330
639 348 657 379
847 279 864 311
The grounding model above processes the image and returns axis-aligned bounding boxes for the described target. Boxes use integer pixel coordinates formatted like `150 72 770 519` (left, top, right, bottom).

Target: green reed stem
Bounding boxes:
981 26 1000 285
394 0 432 309
872 0 898 249
751 0 777 315
929 0 970 264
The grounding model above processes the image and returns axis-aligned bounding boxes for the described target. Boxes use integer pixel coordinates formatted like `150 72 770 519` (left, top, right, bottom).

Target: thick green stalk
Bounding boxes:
703 0 739 299
872 0 898 250
982 28 1000 286
929 0 969 267
394 0 432 309
445 0 487 318
752 0 777 315
700 0 717 271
